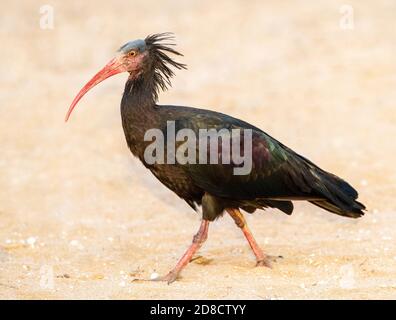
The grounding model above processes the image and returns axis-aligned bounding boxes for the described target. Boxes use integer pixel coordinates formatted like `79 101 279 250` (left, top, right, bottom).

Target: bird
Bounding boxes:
65 33 365 284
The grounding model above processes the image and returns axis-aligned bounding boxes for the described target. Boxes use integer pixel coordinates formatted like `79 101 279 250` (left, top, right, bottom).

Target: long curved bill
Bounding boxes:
65 57 125 122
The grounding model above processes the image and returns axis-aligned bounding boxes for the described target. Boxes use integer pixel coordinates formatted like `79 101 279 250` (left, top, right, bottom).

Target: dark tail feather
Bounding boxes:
242 200 294 215
310 171 365 218
265 200 294 215
310 199 365 218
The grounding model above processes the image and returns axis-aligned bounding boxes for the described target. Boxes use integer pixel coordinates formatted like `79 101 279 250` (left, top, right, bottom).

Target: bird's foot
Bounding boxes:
151 271 179 285
256 258 272 268
256 255 283 268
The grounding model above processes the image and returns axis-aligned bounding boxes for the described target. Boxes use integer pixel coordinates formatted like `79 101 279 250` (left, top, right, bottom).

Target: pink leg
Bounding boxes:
227 208 271 267
155 219 210 284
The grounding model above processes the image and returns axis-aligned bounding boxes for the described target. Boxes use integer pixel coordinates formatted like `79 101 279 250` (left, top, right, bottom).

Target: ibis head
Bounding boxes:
65 33 185 121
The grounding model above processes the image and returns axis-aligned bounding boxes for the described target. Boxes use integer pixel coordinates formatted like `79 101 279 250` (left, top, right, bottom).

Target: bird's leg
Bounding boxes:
155 219 210 284
226 208 271 267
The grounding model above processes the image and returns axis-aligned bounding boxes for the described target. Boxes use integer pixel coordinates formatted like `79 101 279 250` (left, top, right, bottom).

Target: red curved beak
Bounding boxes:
65 57 125 122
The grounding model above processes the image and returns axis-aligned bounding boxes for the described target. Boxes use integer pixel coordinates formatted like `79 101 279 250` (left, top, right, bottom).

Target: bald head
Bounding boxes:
118 39 146 54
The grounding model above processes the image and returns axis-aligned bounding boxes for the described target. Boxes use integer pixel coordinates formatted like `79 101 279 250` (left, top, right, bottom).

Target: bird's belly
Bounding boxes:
148 163 203 201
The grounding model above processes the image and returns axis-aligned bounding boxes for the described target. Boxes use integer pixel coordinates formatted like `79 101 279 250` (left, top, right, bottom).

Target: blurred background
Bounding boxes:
0 0 395 299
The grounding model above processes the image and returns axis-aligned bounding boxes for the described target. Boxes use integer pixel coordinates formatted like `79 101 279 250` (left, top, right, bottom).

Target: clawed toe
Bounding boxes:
256 255 283 268
256 258 272 268
151 271 179 284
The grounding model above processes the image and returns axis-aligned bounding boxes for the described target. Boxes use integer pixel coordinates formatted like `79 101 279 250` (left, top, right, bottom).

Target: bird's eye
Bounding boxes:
128 51 137 57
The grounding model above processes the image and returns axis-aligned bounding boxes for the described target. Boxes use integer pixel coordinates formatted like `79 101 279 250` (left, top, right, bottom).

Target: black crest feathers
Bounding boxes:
144 33 187 101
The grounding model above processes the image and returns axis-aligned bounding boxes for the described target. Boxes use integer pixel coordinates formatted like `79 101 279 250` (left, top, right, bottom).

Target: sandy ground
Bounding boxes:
0 0 395 299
